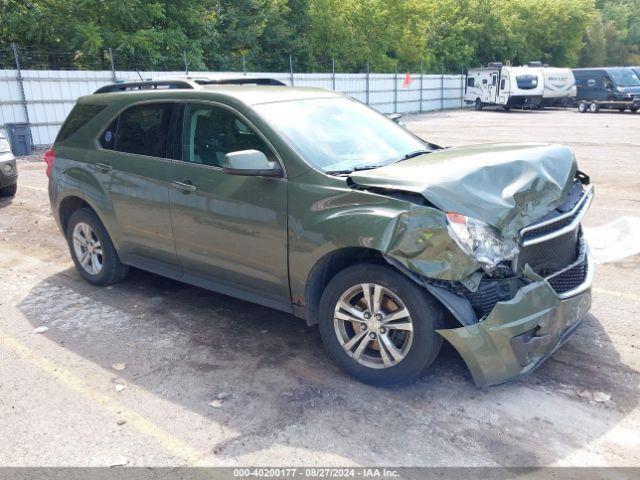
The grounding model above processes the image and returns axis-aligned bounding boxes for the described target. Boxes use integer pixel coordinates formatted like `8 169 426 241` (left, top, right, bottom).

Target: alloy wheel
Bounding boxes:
333 283 414 369
72 222 104 275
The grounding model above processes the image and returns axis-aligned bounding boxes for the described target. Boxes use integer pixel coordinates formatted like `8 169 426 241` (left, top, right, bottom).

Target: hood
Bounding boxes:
350 143 577 237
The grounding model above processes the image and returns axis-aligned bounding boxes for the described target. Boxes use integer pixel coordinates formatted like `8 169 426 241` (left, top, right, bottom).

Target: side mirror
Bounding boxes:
387 113 404 124
223 149 280 177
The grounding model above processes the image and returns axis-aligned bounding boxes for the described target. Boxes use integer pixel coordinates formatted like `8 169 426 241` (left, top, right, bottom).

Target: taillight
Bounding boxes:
44 148 55 177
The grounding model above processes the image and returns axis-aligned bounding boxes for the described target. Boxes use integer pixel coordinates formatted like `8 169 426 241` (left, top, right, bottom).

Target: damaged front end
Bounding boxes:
383 179 594 387
430 182 593 386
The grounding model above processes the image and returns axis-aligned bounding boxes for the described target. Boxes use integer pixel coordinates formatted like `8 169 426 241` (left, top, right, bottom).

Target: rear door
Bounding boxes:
90 101 180 274
168 101 289 310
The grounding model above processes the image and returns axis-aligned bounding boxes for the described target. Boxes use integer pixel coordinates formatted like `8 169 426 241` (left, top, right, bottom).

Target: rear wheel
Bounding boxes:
589 102 600 113
503 105 511 112
67 208 129 286
618 107 626 112
631 106 638 113
0 183 17 197
578 102 588 113
318 263 443 386
474 98 483 111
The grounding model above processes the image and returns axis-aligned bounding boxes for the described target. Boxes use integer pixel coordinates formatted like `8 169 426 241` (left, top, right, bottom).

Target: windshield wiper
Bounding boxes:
400 149 431 161
326 164 388 176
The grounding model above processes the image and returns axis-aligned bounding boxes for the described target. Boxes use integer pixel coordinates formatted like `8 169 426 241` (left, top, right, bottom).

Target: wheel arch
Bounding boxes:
302 247 385 326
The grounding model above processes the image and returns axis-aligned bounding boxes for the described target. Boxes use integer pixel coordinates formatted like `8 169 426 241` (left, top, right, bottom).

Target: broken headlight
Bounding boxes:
446 212 519 271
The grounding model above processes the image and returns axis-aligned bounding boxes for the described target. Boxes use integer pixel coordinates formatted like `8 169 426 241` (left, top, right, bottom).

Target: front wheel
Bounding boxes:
474 98 483 111
631 106 638 113
578 102 588 113
318 264 444 386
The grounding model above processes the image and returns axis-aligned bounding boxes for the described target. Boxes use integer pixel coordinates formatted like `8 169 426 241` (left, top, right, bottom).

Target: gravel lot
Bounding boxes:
1 109 639 467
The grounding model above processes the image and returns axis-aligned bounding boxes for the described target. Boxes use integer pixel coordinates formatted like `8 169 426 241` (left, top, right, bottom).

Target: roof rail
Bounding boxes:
192 77 286 86
94 79 198 94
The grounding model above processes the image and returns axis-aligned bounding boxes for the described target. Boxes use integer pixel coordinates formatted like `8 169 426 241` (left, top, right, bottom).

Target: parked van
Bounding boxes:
464 63 544 111
539 67 576 108
572 67 640 113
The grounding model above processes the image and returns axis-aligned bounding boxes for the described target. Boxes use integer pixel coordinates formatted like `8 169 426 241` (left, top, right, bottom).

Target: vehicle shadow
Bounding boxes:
16 267 639 466
0 195 15 209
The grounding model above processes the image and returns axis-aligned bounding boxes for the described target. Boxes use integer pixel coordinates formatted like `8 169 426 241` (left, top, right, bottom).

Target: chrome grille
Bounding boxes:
519 185 593 247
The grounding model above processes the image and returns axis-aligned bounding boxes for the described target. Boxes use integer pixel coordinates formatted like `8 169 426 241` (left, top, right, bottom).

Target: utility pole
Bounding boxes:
108 48 116 82
332 58 336 91
365 61 370 106
419 61 424 113
183 50 189 76
289 55 294 86
11 43 33 153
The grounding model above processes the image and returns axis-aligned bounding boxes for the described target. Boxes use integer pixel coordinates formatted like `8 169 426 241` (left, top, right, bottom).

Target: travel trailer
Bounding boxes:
539 67 577 108
572 67 640 112
464 63 544 111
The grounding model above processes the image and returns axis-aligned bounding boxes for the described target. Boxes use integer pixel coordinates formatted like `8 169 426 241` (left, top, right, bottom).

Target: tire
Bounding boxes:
0 183 17 197
589 102 600 113
630 107 638 113
578 102 588 113
474 98 483 111
503 105 511 112
618 107 626 112
67 208 129 286
318 263 444 386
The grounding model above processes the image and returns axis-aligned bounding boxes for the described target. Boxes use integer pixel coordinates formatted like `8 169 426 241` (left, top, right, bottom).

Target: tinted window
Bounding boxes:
116 103 174 157
492 76 497 86
57 104 106 142
516 75 539 90
467 77 475 87
500 78 506 89
182 104 273 167
99 118 118 150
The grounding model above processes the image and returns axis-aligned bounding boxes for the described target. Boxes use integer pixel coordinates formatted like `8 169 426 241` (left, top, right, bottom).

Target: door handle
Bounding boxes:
96 163 112 173
172 180 197 193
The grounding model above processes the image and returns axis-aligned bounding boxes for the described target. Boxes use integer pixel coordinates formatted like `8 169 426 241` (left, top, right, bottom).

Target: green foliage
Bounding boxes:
0 0 638 72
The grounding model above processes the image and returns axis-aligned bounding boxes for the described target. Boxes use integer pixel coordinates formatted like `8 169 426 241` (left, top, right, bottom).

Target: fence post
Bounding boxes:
108 48 116 82
242 55 247 75
332 58 336 91
183 50 189 75
441 61 444 111
11 43 33 152
461 64 465 108
419 62 424 113
394 67 399 113
365 61 370 106
289 55 294 86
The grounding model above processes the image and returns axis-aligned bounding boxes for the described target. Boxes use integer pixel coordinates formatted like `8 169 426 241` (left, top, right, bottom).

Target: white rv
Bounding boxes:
539 67 577 108
464 63 544 110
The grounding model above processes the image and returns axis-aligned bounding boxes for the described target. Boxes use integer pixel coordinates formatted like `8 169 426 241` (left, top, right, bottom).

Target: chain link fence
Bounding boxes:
0 44 468 148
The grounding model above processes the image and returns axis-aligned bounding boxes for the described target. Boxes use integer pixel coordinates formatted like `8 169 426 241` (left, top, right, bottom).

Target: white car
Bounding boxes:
0 133 17 197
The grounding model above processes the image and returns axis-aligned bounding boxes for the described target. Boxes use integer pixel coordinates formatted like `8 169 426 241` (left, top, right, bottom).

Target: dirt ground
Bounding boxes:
1 108 639 468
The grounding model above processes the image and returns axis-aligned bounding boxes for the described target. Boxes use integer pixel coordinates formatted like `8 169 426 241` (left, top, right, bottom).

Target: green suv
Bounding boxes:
47 79 593 387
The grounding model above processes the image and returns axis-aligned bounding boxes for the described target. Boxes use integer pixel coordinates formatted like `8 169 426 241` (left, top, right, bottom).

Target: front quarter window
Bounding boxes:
254 97 427 173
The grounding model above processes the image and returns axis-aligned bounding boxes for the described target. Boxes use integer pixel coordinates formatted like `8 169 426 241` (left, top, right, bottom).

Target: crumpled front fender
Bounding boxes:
437 281 591 387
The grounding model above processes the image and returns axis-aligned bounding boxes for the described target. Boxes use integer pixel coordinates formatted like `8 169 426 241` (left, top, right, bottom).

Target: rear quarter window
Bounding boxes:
57 104 107 143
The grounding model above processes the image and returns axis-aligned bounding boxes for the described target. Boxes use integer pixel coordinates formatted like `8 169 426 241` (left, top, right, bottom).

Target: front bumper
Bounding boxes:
437 251 593 387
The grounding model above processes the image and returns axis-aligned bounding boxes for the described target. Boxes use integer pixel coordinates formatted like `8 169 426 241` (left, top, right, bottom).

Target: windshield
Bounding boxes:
254 97 428 173
609 68 640 87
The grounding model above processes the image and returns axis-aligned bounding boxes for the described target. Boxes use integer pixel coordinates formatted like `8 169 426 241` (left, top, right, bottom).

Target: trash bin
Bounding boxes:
6 123 32 156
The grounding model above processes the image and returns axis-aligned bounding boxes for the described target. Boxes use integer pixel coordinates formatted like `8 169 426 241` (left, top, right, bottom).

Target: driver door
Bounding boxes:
168 102 290 310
